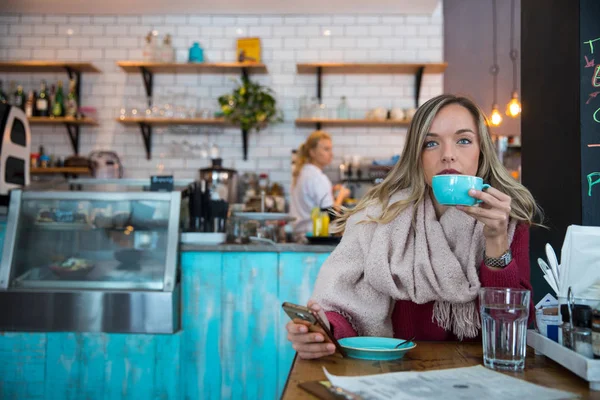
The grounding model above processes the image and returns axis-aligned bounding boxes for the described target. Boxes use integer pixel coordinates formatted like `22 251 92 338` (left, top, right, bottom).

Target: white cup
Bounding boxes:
390 108 406 120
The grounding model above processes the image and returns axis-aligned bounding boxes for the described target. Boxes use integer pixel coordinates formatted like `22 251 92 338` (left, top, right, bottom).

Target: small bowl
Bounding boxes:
338 336 416 361
49 263 95 280
114 249 143 265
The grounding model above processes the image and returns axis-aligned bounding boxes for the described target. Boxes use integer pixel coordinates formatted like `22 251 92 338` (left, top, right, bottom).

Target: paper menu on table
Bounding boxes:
323 365 576 400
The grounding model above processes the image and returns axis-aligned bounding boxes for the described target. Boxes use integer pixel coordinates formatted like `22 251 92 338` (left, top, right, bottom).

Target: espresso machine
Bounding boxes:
183 158 238 233
0 103 31 206
198 158 239 204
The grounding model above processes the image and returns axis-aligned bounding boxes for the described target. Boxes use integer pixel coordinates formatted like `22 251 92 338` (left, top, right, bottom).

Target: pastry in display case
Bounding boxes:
0 188 181 334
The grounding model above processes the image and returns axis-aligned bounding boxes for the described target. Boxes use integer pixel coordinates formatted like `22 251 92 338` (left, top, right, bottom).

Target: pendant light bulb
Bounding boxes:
506 91 522 117
490 104 503 126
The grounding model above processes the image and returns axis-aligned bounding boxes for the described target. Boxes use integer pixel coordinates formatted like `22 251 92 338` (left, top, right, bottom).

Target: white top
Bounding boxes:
290 163 334 235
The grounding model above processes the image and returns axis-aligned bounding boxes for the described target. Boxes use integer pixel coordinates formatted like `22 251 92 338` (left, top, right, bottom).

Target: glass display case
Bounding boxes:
0 188 181 334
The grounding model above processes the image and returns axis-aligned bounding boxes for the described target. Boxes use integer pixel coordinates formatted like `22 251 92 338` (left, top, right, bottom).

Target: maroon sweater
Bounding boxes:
326 223 533 341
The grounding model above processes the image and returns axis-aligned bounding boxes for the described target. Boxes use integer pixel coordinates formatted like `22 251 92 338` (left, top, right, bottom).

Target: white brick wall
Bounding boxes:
0 8 444 193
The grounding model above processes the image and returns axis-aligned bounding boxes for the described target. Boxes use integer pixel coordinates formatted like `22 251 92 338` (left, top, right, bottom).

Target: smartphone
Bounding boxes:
282 302 346 357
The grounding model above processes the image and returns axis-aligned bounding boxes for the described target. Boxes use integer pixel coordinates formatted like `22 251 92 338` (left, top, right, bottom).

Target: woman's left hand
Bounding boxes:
457 186 511 242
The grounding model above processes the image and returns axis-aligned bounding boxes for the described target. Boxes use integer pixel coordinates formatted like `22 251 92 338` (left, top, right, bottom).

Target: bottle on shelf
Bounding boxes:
49 84 56 112
188 42 204 63
65 78 78 118
14 85 25 111
0 80 7 104
161 34 175 63
8 81 16 106
24 90 35 117
142 32 152 61
337 96 350 119
36 80 49 117
38 145 49 168
151 31 160 61
52 80 64 117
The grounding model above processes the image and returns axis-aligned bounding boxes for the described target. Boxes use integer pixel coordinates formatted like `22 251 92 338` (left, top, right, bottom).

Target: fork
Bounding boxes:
394 336 416 349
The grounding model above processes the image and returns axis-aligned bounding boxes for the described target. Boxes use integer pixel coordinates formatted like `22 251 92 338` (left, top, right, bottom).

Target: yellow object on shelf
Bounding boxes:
237 37 261 63
312 209 330 237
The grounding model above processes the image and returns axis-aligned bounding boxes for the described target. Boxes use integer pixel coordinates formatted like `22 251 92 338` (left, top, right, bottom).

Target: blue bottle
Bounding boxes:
188 42 204 63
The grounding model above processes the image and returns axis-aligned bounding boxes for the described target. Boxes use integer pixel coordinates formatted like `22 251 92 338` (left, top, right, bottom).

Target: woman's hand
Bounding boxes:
285 300 336 360
333 185 351 208
457 187 511 257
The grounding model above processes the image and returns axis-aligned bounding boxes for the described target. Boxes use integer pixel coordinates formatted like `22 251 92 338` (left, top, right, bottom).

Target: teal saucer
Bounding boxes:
338 336 416 361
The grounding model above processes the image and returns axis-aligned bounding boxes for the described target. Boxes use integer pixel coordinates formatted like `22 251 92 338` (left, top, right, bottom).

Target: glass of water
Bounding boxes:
479 287 530 372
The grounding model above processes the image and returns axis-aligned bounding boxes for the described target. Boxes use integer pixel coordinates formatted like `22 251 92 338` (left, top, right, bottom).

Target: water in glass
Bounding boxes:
480 288 530 372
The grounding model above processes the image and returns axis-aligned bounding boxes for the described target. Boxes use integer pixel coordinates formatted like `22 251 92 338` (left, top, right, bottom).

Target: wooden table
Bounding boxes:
282 342 600 399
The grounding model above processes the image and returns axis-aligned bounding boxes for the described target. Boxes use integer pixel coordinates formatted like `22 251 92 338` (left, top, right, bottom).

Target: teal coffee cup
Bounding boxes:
432 175 490 206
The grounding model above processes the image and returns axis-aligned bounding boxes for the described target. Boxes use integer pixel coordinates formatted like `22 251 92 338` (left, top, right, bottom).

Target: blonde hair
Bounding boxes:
335 94 542 232
292 130 332 188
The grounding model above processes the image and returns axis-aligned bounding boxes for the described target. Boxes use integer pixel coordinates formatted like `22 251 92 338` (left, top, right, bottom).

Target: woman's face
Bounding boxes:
421 103 481 186
310 138 333 169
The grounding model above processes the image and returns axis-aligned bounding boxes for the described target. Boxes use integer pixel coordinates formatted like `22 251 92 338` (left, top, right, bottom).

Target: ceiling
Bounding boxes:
2 0 440 15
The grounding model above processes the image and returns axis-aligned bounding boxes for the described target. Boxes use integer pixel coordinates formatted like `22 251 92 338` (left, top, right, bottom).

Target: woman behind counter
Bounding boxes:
289 131 350 236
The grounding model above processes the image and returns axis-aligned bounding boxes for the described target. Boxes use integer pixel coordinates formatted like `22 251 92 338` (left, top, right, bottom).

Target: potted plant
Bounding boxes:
218 76 283 160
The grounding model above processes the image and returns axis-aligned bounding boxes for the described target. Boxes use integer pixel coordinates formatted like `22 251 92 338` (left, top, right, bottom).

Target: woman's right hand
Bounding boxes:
333 185 351 208
338 186 351 200
285 301 337 359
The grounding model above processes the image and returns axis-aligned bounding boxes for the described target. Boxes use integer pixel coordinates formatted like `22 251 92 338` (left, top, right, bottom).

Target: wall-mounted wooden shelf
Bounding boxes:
116 117 227 160
0 61 100 73
26 117 97 155
31 167 91 175
295 118 411 127
28 117 98 126
296 62 448 74
117 61 267 74
298 61 448 129
1 61 100 156
117 61 266 160
116 117 225 126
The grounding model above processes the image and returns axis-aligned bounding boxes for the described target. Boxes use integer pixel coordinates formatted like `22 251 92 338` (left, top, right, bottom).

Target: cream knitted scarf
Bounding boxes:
311 188 516 339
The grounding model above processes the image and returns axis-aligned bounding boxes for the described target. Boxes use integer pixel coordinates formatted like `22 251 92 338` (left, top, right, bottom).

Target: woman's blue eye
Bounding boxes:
457 138 472 145
424 141 438 148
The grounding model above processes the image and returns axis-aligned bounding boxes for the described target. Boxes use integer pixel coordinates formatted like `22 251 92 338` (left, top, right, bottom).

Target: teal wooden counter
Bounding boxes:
0 244 334 400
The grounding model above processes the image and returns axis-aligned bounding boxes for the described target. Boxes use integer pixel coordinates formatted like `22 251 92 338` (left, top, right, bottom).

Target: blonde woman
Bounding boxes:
289 131 350 236
286 94 542 359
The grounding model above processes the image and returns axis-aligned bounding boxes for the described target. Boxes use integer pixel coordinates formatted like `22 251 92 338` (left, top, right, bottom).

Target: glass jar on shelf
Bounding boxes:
298 96 309 119
337 96 350 119
316 103 328 119
258 173 269 192
308 97 319 119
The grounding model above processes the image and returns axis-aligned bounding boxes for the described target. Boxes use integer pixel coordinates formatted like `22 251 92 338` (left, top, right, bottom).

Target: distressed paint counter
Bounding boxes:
0 242 334 400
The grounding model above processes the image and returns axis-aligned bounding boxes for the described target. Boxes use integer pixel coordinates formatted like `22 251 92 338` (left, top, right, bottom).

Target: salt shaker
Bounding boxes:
573 306 594 358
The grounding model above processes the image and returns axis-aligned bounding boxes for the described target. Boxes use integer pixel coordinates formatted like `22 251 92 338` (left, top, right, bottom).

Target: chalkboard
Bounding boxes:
580 0 600 226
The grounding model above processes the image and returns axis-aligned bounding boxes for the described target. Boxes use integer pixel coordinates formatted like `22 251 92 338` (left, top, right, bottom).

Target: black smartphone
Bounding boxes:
282 301 346 357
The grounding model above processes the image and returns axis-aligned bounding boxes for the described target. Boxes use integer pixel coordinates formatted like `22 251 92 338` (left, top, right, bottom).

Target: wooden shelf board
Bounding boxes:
31 167 91 175
117 61 267 74
296 62 447 74
0 61 100 73
295 118 411 127
28 117 98 126
116 117 226 126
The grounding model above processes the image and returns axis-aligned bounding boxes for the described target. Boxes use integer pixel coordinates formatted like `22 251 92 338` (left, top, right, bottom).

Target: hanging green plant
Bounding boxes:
218 76 283 160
